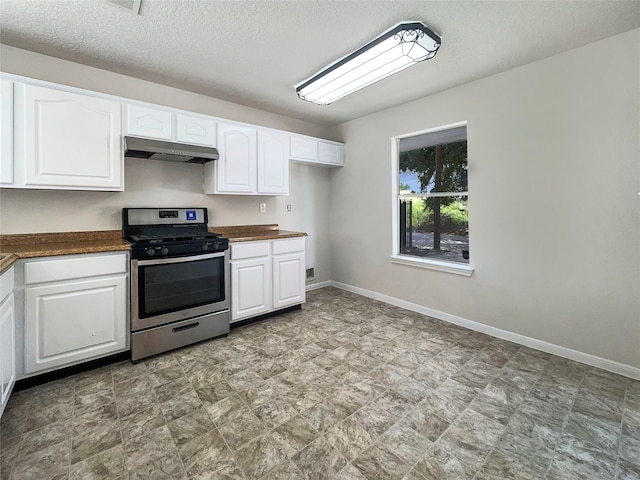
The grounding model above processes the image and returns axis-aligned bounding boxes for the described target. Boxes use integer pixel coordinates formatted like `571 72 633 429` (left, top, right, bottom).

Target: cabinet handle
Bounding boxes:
172 322 199 333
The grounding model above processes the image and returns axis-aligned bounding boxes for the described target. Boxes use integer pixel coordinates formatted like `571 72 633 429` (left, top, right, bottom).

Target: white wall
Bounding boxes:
328 29 640 369
0 46 333 283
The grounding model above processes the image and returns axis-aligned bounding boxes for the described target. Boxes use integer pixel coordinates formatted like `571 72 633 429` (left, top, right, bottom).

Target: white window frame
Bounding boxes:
391 121 473 277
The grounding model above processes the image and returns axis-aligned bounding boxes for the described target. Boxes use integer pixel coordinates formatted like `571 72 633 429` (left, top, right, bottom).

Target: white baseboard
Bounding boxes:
306 280 332 292
330 281 640 381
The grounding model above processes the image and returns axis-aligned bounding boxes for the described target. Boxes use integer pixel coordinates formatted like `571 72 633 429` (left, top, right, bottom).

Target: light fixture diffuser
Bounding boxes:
296 21 441 105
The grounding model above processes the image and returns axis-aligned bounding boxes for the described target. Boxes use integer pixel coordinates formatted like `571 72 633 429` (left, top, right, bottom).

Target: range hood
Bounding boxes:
124 136 219 164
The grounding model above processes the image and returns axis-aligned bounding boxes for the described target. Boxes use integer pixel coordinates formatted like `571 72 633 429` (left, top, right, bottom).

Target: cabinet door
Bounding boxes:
214 123 257 194
290 135 318 161
231 257 271 321
257 130 289 195
272 252 305 310
127 105 172 140
0 293 15 417
0 80 13 185
176 114 216 146
18 84 123 190
318 141 344 165
24 274 127 374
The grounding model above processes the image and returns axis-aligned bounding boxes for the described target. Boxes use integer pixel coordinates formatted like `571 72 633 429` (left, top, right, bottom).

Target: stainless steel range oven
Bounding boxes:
123 208 230 361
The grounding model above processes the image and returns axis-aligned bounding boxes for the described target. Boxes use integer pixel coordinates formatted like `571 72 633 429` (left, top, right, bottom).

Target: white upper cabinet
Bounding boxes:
209 122 257 194
176 113 216 146
127 105 172 140
290 134 344 166
126 105 216 147
0 80 13 185
1 76 342 193
13 84 123 191
290 135 318 162
318 141 343 165
258 130 289 195
205 125 290 195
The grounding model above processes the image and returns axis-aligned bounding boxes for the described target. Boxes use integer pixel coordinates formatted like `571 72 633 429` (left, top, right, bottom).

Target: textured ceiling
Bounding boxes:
1 0 639 126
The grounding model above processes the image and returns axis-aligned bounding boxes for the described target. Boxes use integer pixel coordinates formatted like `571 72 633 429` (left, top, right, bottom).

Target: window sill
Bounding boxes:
390 255 474 277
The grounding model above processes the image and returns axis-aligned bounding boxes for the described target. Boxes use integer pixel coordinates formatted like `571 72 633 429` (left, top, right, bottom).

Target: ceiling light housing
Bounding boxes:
296 21 441 105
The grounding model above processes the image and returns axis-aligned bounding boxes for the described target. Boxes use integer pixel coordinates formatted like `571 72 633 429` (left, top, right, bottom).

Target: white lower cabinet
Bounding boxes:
23 253 128 375
0 267 15 418
272 238 305 310
230 238 305 322
231 256 271 321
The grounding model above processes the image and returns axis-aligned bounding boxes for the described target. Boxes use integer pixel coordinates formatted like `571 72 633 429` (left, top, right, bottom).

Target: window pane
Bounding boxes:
399 195 469 264
399 139 467 194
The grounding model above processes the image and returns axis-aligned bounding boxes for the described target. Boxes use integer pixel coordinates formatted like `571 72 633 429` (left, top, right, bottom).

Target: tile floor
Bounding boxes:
1 286 639 480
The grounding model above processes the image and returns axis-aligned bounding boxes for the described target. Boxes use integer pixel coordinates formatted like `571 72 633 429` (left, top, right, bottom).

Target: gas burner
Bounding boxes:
122 208 228 259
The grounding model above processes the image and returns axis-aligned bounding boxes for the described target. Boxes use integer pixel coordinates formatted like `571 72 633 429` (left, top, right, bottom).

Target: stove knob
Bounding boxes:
161 247 169 255
146 248 156 257
202 243 210 251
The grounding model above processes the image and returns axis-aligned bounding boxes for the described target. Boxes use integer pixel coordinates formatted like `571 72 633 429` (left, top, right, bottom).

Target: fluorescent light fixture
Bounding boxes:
296 21 441 105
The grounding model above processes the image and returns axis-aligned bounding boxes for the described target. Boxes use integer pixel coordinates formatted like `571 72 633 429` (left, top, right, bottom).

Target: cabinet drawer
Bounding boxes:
25 253 128 285
272 238 305 255
0 267 14 304
231 241 270 260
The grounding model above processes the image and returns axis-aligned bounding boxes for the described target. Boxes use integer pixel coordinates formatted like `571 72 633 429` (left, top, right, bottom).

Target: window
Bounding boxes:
392 123 471 275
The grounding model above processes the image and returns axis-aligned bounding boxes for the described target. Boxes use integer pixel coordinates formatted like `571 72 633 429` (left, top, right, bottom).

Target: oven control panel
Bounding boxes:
134 240 229 259
159 210 179 219
145 246 171 256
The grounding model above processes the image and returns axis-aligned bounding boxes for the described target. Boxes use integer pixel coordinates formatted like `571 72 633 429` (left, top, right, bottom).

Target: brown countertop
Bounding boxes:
0 231 131 274
0 254 18 274
211 224 307 242
0 225 306 274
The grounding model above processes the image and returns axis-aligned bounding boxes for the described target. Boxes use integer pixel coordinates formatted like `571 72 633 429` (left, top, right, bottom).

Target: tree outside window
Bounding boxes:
398 125 468 264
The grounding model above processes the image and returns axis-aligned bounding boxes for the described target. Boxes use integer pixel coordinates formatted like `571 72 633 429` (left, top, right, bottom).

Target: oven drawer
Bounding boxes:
131 309 230 361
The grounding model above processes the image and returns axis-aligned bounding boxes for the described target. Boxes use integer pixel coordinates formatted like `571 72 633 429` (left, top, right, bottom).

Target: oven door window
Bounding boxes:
138 257 225 318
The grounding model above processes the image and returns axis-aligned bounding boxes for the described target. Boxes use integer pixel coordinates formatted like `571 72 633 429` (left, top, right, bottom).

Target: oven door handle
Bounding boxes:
136 251 226 266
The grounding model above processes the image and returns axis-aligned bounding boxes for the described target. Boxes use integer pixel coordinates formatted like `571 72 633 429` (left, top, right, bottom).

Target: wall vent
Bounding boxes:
306 268 315 281
105 0 141 14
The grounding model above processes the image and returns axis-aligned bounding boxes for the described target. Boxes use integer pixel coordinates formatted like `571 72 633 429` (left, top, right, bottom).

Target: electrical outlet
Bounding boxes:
259 202 266 213
287 204 292 212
